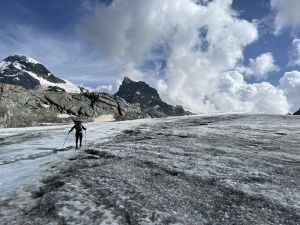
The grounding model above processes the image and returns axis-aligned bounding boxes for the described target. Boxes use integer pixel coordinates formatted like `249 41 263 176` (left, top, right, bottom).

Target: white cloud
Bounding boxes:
279 71 300 112
119 63 146 81
289 39 300 66
271 0 300 34
93 84 113 93
79 0 291 114
244 52 278 79
210 71 289 114
156 79 168 93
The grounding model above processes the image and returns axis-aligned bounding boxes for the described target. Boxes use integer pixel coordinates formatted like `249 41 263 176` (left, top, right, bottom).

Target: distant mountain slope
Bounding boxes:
0 55 81 93
115 77 190 117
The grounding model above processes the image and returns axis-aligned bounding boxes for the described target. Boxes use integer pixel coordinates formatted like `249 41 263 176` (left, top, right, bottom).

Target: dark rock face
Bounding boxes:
0 71 40 90
0 84 150 127
115 77 189 117
293 109 300 115
116 77 161 105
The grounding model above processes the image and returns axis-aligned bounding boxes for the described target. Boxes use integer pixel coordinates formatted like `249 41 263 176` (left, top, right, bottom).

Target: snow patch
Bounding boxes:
93 114 115 122
24 56 40 64
25 70 81 93
0 61 10 71
57 113 72 118
13 62 23 70
41 104 50 108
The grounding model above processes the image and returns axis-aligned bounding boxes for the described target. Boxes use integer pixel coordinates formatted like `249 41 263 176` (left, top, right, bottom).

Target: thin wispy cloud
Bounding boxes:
271 0 300 34
289 39 300 66
0 24 120 88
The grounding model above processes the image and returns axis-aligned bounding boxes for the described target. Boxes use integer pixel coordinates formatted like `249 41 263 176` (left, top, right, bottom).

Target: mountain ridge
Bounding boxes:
0 83 151 127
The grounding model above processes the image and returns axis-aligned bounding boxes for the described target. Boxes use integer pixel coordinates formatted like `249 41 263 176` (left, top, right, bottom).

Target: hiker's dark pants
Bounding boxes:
75 132 83 148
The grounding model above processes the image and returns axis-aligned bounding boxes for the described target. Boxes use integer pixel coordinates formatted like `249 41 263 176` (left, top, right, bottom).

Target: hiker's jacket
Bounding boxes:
69 123 86 133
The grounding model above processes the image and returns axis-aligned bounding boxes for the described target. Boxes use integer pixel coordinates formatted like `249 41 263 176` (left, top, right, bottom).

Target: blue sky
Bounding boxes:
232 0 299 84
0 0 300 113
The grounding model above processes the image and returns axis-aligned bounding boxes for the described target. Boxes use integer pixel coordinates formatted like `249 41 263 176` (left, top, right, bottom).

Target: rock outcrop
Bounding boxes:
293 108 300 115
115 77 191 117
0 84 150 127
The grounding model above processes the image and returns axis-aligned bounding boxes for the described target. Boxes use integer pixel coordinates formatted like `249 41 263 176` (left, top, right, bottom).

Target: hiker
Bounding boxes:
69 119 86 149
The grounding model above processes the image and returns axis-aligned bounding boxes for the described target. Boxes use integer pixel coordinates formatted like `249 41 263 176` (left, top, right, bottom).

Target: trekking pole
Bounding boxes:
84 130 86 147
61 132 69 149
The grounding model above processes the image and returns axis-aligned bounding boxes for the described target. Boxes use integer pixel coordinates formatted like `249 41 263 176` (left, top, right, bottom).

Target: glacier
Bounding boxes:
0 114 299 224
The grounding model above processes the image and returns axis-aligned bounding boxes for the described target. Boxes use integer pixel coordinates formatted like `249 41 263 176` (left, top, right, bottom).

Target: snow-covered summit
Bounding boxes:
0 55 81 93
6 54 40 64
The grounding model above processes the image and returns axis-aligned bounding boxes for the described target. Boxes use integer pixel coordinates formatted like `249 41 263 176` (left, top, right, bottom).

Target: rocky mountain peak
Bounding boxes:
115 77 189 116
122 76 134 84
116 76 161 104
0 54 80 93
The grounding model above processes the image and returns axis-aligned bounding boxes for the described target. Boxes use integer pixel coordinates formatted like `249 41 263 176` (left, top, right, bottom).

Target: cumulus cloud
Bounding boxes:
279 71 300 112
93 84 113 93
210 71 289 114
289 39 300 66
271 0 300 34
244 52 278 80
80 0 291 114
